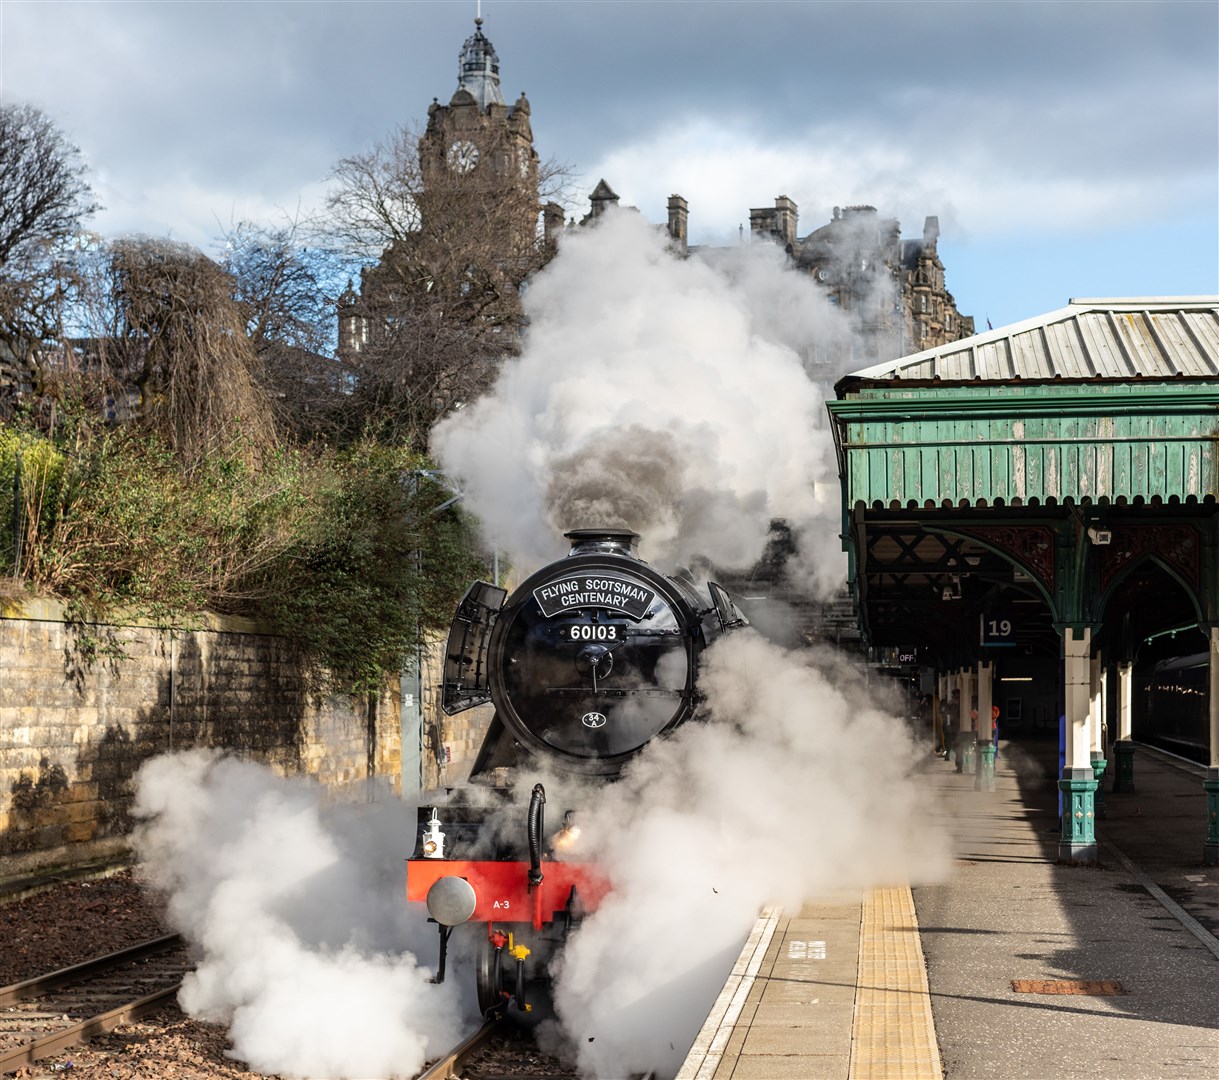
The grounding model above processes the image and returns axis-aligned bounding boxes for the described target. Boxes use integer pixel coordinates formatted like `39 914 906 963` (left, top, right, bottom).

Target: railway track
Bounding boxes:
0 932 189 1075
416 1016 504 1079
416 1015 656 1080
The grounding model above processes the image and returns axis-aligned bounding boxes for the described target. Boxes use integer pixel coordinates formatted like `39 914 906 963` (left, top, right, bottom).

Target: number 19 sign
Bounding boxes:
980 611 1017 647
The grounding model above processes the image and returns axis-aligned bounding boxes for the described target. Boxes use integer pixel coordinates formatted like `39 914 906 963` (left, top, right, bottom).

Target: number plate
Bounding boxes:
565 624 623 642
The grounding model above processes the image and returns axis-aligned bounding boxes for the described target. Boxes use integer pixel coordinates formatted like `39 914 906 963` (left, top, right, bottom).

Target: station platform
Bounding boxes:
678 741 1219 1080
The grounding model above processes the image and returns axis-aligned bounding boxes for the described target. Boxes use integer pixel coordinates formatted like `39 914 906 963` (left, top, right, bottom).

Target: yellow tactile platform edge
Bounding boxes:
848 885 943 1080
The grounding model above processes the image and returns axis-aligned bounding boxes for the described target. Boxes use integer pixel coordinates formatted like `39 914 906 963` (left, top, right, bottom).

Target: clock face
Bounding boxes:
447 140 480 174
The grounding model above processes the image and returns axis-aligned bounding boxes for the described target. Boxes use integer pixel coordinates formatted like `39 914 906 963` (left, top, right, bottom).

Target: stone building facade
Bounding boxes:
0 601 400 878
569 185 973 372
418 19 539 245
339 14 972 376
787 202 973 364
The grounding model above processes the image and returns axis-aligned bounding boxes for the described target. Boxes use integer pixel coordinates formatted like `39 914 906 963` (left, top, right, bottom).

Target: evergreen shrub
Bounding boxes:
0 419 484 691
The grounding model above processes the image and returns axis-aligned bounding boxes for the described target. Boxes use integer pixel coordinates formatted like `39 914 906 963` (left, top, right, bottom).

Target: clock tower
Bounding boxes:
419 16 539 250
339 15 546 364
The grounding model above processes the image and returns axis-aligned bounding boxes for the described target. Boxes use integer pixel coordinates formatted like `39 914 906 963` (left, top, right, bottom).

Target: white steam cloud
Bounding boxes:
431 209 853 593
512 633 951 1078
431 214 951 1076
134 637 951 1080
131 208 951 1080
133 753 468 1078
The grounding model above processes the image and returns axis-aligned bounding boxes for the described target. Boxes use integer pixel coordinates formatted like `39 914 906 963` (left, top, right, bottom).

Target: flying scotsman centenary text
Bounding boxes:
533 575 657 619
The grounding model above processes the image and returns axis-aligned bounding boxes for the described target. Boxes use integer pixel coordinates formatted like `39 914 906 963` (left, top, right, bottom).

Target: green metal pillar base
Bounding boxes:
1090 752 1108 819
1058 768 1098 865
1204 769 1219 868
961 735 976 774
974 740 996 792
1112 740 1136 793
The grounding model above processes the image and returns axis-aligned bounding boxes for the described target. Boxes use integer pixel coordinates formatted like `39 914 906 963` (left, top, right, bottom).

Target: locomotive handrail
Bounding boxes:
527 784 545 890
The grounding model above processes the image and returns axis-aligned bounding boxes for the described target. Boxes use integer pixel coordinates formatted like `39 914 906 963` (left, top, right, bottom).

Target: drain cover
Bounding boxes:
1011 979 1126 995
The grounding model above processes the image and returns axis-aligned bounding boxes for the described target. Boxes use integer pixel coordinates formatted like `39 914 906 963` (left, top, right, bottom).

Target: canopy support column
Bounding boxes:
957 668 975 774
1205 627 1219 866
1090 652 1108 819
975 660 995 792
1059 627 1098 865
1112 661 1136 793
934 672 948 757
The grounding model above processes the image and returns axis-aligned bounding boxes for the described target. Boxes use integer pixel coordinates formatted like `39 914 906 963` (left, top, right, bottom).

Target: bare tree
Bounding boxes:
218 217 339 358
0 104 99 394
334 300 506 448
95 238 277 462
324 127 425 255
215 217 352 441
322 124 570 445
326 123 562 330
329 126 565 319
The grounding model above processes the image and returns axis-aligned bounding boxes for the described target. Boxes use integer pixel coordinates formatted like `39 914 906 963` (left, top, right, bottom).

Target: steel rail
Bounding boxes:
415 1017 503 1080
0 984 181 1074
0 932 183 1008
414 1016 658 1080
0 933 187 1074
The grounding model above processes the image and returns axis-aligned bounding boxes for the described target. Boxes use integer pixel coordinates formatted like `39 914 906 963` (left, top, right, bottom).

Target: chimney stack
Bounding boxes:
667 194 689 254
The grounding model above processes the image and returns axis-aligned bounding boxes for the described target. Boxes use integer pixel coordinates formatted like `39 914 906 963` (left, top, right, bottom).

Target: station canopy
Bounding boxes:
827 297 1219 665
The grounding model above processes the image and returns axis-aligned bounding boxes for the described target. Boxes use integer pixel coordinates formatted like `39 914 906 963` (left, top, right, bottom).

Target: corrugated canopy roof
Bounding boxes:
839 297 1219 387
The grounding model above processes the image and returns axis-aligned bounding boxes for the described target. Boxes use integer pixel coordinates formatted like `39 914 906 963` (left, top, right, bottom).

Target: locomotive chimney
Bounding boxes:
564 528 640 558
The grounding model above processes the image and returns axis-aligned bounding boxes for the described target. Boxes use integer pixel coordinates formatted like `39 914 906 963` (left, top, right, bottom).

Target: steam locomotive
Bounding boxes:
406 529 747 1018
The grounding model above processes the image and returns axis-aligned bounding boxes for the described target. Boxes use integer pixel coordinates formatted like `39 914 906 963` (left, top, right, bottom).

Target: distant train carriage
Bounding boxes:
1134 652 1209 764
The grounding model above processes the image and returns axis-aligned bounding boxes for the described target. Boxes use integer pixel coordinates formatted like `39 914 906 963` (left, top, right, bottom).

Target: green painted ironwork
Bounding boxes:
1058 769 1099 864
975 740 996 792
828 383 1219 510
1113 740 1136 793
961 735 976 773
1090 752 1108 820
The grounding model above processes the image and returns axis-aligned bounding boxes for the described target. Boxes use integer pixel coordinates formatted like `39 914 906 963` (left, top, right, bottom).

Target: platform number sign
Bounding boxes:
980 609 1017 648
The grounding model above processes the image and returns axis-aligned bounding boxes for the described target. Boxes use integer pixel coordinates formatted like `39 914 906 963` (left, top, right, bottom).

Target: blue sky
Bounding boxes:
2 0 1215 330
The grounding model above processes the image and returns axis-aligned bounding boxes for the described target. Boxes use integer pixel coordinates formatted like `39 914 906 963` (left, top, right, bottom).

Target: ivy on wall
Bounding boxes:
1 418 485 693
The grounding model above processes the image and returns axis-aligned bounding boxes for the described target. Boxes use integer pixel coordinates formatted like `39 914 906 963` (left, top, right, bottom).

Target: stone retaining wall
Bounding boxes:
0 600 400 878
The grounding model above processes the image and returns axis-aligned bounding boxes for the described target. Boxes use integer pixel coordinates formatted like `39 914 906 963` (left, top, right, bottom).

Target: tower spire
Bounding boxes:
458 8 504 107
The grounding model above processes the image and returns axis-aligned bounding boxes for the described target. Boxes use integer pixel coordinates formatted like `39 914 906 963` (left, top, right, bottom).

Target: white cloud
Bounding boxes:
0 0 1213 326
580 109 1213 247
92 172 332 250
